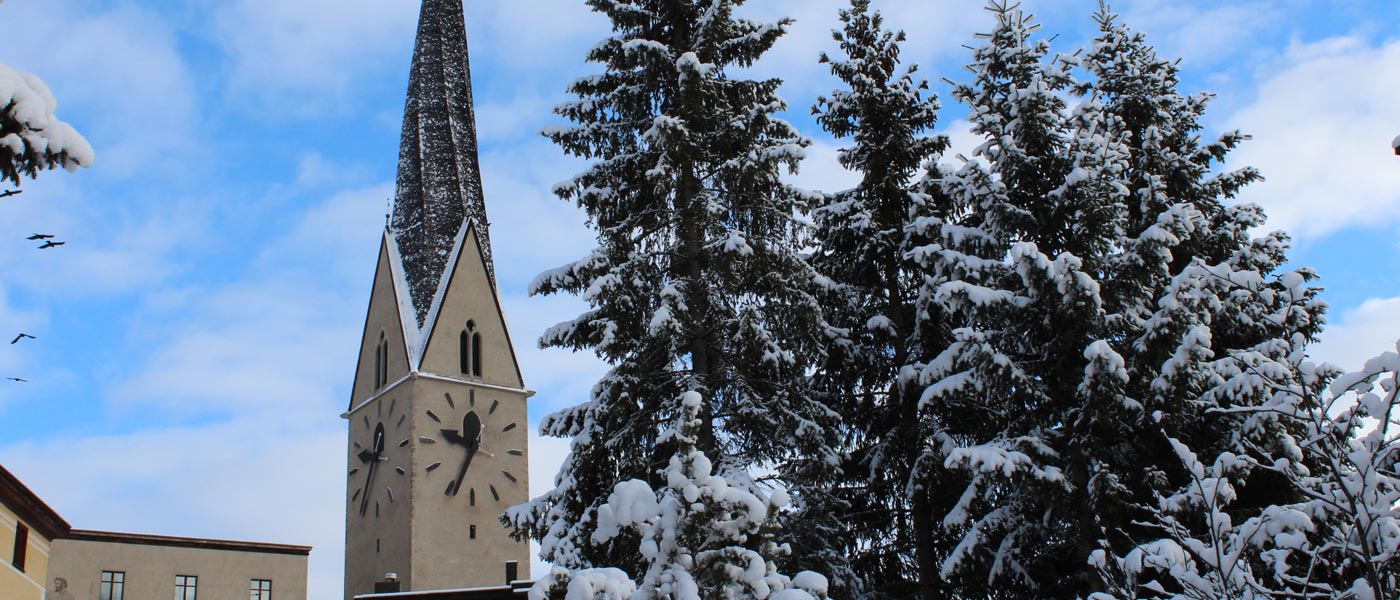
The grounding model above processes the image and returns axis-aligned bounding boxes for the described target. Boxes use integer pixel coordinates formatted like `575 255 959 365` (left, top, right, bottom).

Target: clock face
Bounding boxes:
422 390 524 506
348 397 409 519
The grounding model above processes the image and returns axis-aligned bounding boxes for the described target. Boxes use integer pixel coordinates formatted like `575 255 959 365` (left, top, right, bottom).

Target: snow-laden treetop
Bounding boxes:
0 60 94 183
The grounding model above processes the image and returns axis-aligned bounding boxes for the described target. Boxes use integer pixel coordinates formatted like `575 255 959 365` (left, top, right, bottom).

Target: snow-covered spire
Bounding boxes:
392 0 493 326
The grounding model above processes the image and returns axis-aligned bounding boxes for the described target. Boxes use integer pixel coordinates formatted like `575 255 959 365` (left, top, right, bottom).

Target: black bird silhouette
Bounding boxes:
38 241 65 249
5 378 27 383
10 333 35 344
0 190 21 199
27 234 54 241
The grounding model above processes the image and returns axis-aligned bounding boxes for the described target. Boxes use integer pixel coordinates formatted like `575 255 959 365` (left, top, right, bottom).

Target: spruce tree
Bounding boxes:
509 0 835 594
914 3 1328 596
0 60 93 188
794 1 954 597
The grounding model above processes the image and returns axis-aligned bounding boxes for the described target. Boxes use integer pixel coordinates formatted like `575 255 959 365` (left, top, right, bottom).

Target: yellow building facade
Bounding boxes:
1 465 71 600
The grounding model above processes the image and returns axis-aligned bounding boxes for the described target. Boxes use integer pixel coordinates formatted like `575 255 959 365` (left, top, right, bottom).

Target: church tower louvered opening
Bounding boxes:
391 0 495 326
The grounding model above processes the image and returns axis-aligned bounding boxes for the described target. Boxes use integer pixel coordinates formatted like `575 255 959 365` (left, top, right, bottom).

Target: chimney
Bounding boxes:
374 573 402 594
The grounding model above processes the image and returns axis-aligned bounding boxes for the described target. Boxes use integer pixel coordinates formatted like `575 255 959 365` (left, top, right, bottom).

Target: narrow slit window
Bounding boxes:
459 330 470 375
471 332 482 377
379 336 389 387
373 344 383 389
11 522 27 572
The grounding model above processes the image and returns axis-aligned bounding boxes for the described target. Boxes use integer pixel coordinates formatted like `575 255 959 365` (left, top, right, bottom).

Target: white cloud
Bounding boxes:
0 0 198 179
212 0 418 112
1312 295 1400 373
1225 36 1400 238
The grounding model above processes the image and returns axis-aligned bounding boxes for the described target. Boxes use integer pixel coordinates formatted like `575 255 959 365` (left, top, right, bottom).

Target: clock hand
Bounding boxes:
476 449 495 458
448 442 478 496
359 459 378 515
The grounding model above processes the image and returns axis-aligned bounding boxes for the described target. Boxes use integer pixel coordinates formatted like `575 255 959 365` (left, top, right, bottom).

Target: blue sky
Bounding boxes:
1 0 1398 598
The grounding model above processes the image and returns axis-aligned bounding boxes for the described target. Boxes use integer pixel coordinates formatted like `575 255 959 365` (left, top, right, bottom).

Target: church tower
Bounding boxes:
343 1 530 597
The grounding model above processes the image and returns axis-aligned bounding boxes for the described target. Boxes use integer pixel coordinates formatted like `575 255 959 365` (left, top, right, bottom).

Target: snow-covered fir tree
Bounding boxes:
793 1 954 597
532 393 831 600
910 2 1327 597
508 0 837 596
909 2 1130 595
0 59 93 187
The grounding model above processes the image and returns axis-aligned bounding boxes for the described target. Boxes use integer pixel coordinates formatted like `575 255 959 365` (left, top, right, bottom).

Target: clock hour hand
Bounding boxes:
358 448 378 464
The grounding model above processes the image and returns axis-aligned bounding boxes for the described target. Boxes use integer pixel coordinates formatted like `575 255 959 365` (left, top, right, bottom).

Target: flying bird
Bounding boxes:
5 378 27 383
10 333 35 344
0 190 21 199
27 234 54 241
38 241 65 249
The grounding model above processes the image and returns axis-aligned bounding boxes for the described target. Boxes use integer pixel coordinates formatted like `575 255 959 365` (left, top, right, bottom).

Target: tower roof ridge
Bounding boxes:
391 0 495 327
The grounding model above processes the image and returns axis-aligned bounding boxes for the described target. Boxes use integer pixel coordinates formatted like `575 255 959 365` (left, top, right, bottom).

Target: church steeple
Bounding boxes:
392 0 494 326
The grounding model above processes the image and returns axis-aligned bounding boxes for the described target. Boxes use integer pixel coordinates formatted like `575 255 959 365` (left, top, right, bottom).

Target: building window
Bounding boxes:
101 571 126 600
374 332 389 390
176 575 198 600
11 522 27 572
380 336 389 386
251 579 273 600
471 331 482 376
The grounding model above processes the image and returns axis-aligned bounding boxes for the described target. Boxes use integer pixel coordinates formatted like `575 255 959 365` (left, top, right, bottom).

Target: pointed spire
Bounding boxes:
392 0 494 326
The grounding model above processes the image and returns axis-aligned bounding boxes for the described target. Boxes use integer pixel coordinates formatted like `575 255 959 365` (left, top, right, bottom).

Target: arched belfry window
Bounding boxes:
379 334 390 388
374 332 389 390
461 320 482 377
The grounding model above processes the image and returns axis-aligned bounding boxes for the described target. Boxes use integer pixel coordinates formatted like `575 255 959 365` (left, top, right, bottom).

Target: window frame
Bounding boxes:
175 574 198 600
250 578 273 600
101 570 126 600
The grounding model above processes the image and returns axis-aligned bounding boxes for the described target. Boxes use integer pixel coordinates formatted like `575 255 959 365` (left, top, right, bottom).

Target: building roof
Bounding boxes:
0 464 72 540
391 0 495 327
66 530 312 556
355 581 533 600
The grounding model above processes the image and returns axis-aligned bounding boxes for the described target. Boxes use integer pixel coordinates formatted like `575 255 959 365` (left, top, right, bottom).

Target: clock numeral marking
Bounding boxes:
377 401 382 418
426 410 442 423
419 437 437 444
353 441 363 450
502 470 517 483
349 468 360 476
351 489 361 502
489 485 500 502
470 488 476 506
363 415 370 429
444 392 455 409
396 414 406 429
388 398 397 416
469 390 476 407
489 400 499 415
399 438 410 448
444 482 455 496
387 487 395 502
503 422 517 432
427 462 442 472
395 467 406 476
375 501 380 518
507 449 524 456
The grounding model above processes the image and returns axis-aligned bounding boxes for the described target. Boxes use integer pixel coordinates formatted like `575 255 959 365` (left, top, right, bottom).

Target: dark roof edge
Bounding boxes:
66 529 312 556
0 464 72 540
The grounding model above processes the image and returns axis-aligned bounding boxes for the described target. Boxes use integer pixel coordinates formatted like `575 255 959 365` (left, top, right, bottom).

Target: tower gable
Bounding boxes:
349 236 413 409
419 225 523 388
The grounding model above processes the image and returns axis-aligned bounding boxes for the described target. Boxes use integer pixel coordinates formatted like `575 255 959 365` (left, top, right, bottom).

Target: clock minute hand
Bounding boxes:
358 459 378 515
448 442 478 496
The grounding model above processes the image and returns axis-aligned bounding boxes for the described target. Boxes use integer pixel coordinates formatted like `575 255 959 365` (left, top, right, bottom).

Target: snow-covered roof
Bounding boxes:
1392 134 1400 151
390 0 496 327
